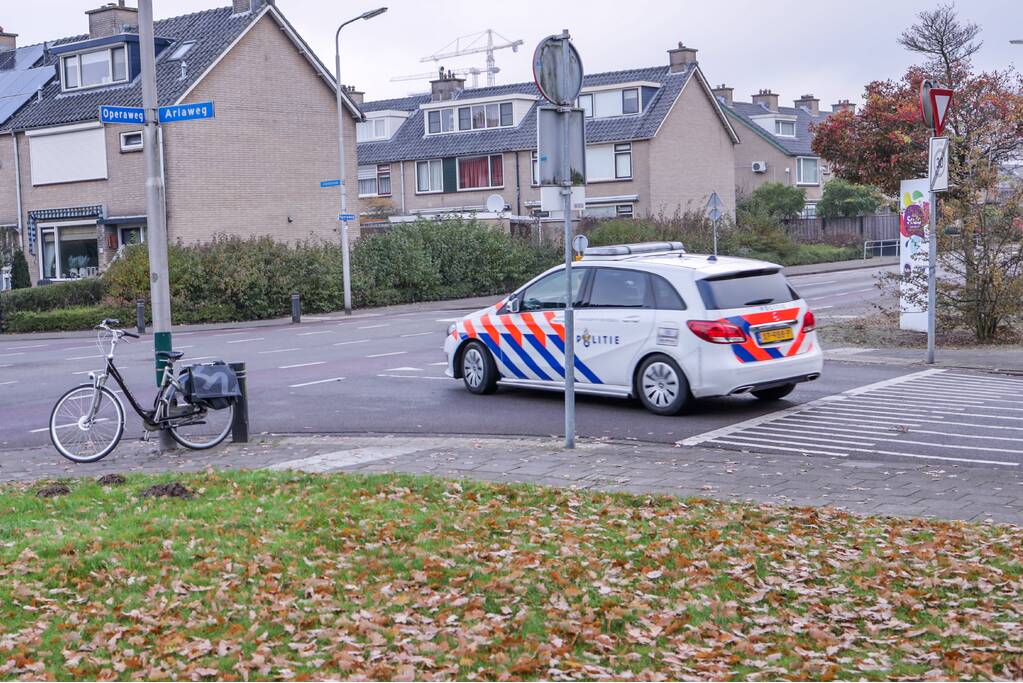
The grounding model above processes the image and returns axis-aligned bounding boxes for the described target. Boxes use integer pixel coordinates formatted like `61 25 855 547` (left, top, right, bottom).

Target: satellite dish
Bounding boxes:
486 194 506 213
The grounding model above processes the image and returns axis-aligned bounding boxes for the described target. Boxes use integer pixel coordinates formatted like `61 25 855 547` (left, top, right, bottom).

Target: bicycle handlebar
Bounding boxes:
122 331 139 339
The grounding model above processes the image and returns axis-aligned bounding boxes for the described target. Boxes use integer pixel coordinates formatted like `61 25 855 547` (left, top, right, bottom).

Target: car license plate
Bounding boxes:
758 327 794 344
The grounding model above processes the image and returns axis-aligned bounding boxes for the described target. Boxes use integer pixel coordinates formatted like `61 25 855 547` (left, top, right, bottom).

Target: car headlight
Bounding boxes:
447 323 457 336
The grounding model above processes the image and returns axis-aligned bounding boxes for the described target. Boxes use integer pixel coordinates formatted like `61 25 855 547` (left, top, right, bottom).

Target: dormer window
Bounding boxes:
576 83 656 119
61 45 128 91
774 119 796 137
424 100 514 135
622 88 639 115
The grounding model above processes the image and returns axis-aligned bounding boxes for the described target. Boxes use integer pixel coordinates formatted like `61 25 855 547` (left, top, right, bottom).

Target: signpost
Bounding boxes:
918 80 954 364
705 192 723 261
533 30 584 449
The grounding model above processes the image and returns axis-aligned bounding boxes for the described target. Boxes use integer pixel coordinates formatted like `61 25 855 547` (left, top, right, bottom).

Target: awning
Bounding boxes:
100 215 147 226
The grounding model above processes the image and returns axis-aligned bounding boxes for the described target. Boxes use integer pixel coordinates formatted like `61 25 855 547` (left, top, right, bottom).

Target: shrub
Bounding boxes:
745 182 806 219
0 277 106 315
11 250 31 289
817 179 883 218
4 306 132 333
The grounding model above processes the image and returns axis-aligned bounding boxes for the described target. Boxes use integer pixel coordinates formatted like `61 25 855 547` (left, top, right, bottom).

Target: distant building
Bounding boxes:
715 86 855 217
356 42 740 228
0 0 363 286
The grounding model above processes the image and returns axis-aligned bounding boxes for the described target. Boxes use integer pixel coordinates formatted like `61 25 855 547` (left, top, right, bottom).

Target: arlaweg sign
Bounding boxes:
158 101 215 123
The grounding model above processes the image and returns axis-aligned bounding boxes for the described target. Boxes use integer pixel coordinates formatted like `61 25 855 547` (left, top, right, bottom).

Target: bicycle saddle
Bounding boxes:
156 350 185 361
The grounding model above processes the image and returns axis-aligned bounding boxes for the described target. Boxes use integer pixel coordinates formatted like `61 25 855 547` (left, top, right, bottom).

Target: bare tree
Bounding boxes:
898 3 982 84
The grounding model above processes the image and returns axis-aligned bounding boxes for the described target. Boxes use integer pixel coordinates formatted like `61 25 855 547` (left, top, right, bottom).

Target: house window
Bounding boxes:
416 159 444 193
616 204 634 218
471 105 486 129
500 102 513 127
622 88 639 115
119 130 143 152
775 119 796 137
119 226 146 248
578 93 593 118
357 164 391 196
357 118 390 141
586 143 632 181
458 107 471 130
427 110 441 134
531 151 538 185
60 46 128 91
429 101 515 134
797 156 820 185
39 223 99 280
27 123 107 185
614 143 632 179
457 154 503 190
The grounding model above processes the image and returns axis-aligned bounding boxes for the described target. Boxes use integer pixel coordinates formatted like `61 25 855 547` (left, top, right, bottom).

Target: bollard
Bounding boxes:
291 292 301 324
136 299 146 334
229 361 249 443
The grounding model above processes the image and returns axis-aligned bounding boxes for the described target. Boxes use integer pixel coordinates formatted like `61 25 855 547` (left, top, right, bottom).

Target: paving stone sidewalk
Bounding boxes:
4 433 1021 525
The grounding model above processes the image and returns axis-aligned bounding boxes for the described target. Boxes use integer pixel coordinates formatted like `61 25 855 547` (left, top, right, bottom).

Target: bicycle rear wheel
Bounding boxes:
50 385 125 463
167 397 234 450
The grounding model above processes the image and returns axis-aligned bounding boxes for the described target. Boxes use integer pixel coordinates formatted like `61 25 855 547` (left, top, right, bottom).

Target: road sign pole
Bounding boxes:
927 191 937 364
138 0 174 452
559 30 575 450
335 36 353 316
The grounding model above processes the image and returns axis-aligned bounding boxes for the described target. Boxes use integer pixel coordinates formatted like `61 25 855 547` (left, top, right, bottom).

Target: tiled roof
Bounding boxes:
358 64 698 165
3 6 254 132
725 101 830 156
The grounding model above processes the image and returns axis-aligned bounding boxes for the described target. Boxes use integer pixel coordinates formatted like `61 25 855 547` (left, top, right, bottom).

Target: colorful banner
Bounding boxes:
899 179 930 332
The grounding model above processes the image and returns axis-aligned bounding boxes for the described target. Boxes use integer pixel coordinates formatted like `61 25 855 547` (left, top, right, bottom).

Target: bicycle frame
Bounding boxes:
88 346 196 432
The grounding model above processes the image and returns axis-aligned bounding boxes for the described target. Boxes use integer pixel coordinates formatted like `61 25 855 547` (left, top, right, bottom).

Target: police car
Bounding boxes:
444 242 822 415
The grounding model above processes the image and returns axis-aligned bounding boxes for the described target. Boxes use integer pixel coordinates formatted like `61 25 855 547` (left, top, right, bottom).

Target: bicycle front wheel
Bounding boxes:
167 399 234 450
50 385 125 463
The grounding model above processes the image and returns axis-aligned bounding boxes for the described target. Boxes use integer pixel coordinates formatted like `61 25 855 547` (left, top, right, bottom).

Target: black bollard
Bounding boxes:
291 292 301 324
136 299 146 334
229 361 248 443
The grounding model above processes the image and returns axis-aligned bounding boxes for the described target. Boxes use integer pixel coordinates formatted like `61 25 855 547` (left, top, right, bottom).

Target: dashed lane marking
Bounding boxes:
289 376 346 388
367 351 405 358
226 337 264 344
358 324 389 330
279 361 325 369
259 347 300 354
333 339 370 346
297 330 333 336
400 332 433 338
5 344 48 350
378 374 449 381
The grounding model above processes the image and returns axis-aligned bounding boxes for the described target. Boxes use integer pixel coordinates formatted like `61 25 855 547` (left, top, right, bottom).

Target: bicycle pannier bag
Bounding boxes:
182 362 241 410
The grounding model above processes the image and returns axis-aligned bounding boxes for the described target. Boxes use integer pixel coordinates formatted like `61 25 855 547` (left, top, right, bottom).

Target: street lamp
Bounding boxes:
335 7 387 315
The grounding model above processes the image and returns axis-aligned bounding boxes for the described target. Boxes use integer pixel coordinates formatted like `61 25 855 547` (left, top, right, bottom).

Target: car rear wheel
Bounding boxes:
751 383 796 401
636 355 689 416
461 341 498 395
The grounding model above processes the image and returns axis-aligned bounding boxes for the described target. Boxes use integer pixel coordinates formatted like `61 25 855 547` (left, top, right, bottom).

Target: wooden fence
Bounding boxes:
781 214 899 243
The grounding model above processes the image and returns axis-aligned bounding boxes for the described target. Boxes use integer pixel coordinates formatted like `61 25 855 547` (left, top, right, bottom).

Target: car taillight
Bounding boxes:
802 310 816 333
687 320 747 344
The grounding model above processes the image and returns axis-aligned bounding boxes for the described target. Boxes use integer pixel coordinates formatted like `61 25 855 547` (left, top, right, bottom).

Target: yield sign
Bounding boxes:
929 87 953 136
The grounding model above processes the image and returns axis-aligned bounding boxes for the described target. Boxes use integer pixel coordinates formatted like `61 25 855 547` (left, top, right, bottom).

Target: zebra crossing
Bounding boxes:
681 369 1023 467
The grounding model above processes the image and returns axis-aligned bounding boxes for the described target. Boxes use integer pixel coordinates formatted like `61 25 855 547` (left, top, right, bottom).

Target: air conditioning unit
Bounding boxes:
751 161 768 173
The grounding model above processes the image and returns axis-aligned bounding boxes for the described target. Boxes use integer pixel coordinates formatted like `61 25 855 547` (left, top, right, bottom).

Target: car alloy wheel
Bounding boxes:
463 347 485 389
642 361 679 408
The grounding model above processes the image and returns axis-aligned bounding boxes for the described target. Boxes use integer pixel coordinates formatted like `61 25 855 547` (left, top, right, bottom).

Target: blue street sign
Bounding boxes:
99 105 145 124
158 101 215 123
338 213 357 221
320 179 341 188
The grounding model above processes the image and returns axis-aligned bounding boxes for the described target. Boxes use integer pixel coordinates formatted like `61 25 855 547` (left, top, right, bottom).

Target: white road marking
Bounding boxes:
367 351 405 358
383 366 422 372
177 345 196 349
227 337 264 344
778 417 1023 443
400 332 432 338
815 287 876 299
0 364 10 368
64 344 96 351
72 370 96 376
794 279 838 286
706 439 848 458
259 347 300 354
741 424 877 446
739 429 877 447
825 347 875 355
297 330 332 336
436 317 460 322
267 439 451 472
358 324 389 330
813 305 835 310
66 354 103 361
333 339 370 346
186 355 219 362
378 373 450 380
213 330 255 337
279 361 325 369
6 344 48 350
289 376 346 388
0 380 17 386
430 362 447 366
0 352 25 358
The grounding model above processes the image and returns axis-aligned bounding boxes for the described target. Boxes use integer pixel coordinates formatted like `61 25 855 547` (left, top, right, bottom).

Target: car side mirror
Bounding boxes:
506 296 520 314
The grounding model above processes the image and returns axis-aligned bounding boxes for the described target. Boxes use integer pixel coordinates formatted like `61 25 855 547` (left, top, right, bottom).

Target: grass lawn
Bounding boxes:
1 471 1021 681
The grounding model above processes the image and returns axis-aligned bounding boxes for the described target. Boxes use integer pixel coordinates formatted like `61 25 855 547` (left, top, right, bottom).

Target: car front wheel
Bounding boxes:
636 354 690 416
461 341 498 395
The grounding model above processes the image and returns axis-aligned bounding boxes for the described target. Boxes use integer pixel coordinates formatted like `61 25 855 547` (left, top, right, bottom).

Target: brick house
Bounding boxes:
713 86 856 217
355 42 740 227
0 0 362 286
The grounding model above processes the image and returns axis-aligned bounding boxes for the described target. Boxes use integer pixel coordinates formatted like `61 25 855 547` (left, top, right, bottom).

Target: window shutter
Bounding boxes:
442 157 457 193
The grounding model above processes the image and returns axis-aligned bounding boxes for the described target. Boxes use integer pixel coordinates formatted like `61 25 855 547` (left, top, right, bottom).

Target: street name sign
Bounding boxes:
929 137 949 193
337 213 356 222
158 101 215 123
99 105 145 124
320 179 341 188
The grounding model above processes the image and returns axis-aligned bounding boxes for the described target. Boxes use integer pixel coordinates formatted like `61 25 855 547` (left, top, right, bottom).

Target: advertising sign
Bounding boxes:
899 178 931 332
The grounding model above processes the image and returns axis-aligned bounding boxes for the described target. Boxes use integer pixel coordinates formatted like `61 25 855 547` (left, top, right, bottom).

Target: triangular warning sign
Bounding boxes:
929 88 953 136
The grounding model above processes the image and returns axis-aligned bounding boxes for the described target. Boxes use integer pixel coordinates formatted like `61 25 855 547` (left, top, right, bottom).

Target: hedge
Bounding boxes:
4 306 133 333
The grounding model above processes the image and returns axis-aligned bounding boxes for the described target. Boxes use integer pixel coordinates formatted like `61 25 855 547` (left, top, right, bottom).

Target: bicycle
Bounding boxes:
49 319 236 463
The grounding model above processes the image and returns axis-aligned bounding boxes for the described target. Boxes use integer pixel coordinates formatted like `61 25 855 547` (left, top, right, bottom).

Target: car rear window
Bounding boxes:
696 269 797 310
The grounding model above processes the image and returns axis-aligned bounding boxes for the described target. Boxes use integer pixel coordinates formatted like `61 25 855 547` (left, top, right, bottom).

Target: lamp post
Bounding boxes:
335 7 387 316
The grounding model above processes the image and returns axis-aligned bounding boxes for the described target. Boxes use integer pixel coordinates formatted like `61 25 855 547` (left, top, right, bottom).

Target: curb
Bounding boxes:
783 256 898 277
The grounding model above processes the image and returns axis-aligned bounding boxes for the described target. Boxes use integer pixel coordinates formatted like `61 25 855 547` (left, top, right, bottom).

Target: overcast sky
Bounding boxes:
4 1 1021 106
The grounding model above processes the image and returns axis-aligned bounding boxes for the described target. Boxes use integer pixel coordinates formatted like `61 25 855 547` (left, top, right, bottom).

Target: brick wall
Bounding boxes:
162 13 359 248
0 133 17 228
730 121 824 203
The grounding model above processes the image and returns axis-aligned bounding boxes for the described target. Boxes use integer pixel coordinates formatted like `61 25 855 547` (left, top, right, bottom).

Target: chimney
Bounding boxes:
831 99 855 114
794 93 820 115
751 89 779 112
346 85 364 105
429 68 464 102
232 0 266 13
711 84 733 106
0 27 16 52
86 1 138 39
667 42 697 73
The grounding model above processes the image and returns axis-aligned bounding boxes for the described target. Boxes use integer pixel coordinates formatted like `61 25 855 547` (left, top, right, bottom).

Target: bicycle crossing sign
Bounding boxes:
929 136 949 193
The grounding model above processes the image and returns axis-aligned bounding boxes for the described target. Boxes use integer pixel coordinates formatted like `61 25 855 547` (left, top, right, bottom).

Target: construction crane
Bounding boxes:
391 66 489 89
418 29 524 88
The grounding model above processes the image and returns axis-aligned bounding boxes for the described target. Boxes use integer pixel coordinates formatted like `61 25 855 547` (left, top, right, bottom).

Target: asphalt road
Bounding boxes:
2 265 946 460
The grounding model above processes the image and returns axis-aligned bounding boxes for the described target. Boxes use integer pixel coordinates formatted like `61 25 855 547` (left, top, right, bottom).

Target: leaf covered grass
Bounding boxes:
1 471 1022 680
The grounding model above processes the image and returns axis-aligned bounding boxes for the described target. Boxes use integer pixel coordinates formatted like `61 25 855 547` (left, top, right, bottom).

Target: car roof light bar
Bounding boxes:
583 241 685 257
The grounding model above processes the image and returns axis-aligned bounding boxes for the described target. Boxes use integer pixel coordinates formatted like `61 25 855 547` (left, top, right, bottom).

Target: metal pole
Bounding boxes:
926 191 937 364
559 30 575 450
229 361 249 443
138 0 174 451
712 218 719 259
335 33 353 316
136 298 146 334
291 292 301 324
